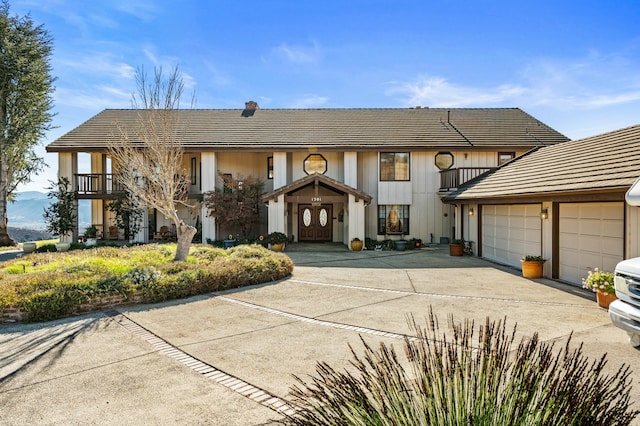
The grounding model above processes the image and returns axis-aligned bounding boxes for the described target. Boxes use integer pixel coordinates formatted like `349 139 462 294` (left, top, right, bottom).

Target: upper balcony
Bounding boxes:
75 174 124 198
74 173 201 199
439 167 495 192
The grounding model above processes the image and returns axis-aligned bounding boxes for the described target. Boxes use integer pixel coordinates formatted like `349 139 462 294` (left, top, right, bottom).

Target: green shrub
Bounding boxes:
35 244 57 253
0 243 293 322
285 309 639 425
19 286 88 322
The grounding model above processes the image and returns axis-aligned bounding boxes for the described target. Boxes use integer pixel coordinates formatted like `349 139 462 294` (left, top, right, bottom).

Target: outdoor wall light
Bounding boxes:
468 207 475 216
540 208 548 220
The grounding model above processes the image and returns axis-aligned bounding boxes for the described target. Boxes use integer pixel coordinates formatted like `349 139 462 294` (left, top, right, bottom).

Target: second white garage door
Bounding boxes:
559 202 624 285
482 204 542 268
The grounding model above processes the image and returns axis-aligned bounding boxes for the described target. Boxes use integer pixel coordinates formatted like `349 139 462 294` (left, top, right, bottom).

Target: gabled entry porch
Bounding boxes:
261 174 372 249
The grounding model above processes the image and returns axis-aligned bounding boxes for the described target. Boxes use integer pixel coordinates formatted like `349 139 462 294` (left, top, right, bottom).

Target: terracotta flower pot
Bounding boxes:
596 289 617 309
351 240 363 251
449 243 464 256
521 260 544 278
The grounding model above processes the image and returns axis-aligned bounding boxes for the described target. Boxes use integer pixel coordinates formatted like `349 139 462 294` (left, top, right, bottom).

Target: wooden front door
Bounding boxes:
299 205 332 241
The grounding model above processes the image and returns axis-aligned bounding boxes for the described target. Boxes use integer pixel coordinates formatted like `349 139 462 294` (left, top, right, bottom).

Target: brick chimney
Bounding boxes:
241 100 259 117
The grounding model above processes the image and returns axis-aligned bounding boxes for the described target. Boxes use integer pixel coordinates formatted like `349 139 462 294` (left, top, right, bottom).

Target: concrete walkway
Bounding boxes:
1 246 638 425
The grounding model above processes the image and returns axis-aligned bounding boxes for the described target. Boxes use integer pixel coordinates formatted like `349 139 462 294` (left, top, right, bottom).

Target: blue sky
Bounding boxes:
10 0 640 192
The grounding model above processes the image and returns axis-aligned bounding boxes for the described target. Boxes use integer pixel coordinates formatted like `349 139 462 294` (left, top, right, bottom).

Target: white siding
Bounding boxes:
627 205 640 259
559 202 624 285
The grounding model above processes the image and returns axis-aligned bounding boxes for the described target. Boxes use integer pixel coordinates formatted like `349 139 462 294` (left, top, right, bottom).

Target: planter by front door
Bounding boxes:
270 242 285 252
351 240 363 251
521 261 544 278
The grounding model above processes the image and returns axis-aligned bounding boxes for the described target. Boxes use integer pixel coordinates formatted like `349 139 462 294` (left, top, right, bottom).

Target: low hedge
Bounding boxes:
0 244 293 322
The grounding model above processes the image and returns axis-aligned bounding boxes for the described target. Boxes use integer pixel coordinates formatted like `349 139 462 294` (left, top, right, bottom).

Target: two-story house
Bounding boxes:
45 103 569 247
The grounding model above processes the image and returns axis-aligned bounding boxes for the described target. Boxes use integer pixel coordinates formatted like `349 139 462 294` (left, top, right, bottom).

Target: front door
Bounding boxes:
299 205 332 241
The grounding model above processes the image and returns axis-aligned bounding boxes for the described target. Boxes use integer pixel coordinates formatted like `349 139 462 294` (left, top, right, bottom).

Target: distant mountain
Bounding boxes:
7 191 91 231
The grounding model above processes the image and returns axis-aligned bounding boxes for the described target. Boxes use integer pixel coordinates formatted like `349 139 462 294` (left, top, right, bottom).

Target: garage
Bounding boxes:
482 204 542 268
559 202 624 285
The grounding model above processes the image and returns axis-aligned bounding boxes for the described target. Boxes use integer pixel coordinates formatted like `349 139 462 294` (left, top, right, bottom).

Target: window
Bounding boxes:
222 173 232 193
498 152 515 166
435 152 454 170
304 154 327 175
190 158 197 185
380 153 409 181
378 205 410 235
267 156 274 179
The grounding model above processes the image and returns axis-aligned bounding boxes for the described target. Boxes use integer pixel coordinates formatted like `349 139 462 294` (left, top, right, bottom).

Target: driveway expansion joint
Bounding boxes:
103 309 296 416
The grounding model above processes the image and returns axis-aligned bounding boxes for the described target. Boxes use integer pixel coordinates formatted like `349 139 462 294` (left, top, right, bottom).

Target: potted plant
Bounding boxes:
266 232 288 251
84 224 99 246
582 268 617 309
351 237 364 252
223 234 237 249
449 238 464 256
394 239 408 251
521 255 546 278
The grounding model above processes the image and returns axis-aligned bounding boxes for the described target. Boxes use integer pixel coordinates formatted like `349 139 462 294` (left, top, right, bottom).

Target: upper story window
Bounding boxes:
380 152 409 181
435 152 454 170
498 152 515 166
304 154 327 175
267 156 274 179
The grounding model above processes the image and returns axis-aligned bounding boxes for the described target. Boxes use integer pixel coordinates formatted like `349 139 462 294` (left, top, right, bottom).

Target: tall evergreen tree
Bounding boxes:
0 1 55 246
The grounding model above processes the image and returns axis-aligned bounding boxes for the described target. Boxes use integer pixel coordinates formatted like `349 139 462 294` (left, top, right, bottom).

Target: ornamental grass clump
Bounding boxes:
284 308 638 425
582 267 615 295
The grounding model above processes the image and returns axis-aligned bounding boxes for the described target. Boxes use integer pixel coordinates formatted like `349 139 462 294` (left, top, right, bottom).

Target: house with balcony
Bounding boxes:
45 103 569 247
443 124 640 286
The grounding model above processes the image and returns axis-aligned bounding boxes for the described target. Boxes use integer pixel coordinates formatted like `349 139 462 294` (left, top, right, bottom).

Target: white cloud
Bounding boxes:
387 52 640 112
288 95 329 108
273 42 321 64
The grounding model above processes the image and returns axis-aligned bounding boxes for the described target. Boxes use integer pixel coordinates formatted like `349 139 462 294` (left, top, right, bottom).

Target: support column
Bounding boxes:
201 152 217 242
273 152 287 189
90 153 104 236
58 152 78 242
268 195 287 234
347 194 365 249
344 152 357 188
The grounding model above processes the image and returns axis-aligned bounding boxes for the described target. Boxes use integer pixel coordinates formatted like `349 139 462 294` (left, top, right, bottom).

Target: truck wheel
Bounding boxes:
629 333 640 347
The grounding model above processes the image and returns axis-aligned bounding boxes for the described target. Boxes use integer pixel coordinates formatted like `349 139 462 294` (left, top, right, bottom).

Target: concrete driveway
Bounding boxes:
1 245 638 425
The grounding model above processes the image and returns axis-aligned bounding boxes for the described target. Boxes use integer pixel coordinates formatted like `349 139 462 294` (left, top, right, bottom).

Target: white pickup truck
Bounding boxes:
609 177 640 346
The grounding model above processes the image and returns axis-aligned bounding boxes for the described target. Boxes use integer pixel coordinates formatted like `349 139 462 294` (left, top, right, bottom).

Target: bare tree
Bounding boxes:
109 65 196 261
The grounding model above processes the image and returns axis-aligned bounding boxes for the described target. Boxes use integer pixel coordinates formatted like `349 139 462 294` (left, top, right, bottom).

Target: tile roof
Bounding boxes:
444 124 640 201
46 107 569 152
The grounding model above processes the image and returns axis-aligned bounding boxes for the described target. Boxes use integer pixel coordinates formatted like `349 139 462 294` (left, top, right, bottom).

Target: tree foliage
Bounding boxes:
42 177 75 238
108 65 196 261
106 191 144 241
203 173 264 238
0 1 55 245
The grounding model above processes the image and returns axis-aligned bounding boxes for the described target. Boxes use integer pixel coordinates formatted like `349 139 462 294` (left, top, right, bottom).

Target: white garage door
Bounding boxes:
559 202 624 285
482 204 542 268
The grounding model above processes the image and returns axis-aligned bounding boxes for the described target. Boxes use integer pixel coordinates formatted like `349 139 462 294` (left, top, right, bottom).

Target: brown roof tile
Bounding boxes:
46 107 569 152
445 124 640 201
